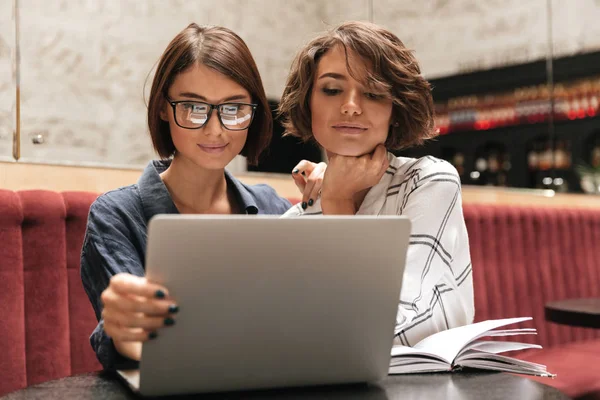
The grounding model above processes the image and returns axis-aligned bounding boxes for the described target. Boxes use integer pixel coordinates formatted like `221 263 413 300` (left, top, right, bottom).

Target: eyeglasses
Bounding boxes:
166 98 258 131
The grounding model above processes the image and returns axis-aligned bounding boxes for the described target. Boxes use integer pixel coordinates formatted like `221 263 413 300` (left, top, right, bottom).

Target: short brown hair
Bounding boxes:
278 21 436 150
147 23 272 165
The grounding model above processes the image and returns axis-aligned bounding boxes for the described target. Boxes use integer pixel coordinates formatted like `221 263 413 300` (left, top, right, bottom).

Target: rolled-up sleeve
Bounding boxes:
80 196 145 370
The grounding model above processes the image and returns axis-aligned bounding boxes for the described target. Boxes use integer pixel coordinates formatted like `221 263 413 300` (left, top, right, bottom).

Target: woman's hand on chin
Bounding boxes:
320 144 389 214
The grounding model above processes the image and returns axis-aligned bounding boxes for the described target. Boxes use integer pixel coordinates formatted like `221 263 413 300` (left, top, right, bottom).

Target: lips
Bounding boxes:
197 143 228 153
332 123 368 134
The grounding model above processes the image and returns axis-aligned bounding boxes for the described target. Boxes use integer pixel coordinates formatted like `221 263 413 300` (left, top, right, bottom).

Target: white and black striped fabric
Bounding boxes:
283 152 475 346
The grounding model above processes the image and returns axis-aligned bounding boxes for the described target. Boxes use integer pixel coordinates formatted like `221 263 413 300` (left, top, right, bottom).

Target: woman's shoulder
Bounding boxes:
392 155 459 179
89 184 143 217
385 156 463 213
83 184 148 246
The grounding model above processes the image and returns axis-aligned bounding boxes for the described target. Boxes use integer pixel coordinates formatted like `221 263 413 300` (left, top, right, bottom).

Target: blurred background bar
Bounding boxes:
2 0 600 199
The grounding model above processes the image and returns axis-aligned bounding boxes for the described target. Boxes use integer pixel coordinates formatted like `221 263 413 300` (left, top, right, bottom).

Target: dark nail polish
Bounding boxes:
155 290 165 299
148 331 158 340
292 169 299 174
301 202 307 210
164 317 175 326
168 304 179 314
308 199 314 207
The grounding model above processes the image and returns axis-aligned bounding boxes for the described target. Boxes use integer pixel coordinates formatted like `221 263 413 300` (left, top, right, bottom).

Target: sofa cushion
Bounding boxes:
63 192 101 375
0 190 102 397
519 339 600 399
0 190 27 395
19 190 71 386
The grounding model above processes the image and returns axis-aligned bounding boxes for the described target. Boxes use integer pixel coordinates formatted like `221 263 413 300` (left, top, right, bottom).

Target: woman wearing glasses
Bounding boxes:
80 23 320 370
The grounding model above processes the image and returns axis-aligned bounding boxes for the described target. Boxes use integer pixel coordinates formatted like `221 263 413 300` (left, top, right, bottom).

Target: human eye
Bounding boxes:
180 102 208 113
220 104 240 115
364 92 386 100
321 87 342 96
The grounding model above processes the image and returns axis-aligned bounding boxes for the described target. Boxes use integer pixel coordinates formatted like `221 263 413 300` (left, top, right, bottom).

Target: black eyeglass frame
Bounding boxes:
165 97 258 131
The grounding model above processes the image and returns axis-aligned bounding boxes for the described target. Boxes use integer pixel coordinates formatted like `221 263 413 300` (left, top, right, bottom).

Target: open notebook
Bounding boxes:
389 317 554 377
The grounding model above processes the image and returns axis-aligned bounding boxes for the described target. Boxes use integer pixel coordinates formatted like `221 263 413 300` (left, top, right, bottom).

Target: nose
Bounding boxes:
340 89 362 116
203 108 223 136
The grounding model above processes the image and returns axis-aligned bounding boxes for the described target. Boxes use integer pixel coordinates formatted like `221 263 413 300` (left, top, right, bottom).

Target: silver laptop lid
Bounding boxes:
139 215 410 396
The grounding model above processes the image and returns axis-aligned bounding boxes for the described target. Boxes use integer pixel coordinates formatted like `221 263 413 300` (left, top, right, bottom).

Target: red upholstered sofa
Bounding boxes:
0 190 101 397
1 189 600 398
465 205 600 399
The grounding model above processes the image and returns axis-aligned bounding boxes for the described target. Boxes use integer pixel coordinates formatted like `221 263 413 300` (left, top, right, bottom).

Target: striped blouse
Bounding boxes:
283 152 475 346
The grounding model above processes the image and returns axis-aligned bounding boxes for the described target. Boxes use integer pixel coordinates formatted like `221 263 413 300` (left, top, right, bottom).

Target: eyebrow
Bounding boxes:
317 72 348 81
316 73 389 92
177 92 250 102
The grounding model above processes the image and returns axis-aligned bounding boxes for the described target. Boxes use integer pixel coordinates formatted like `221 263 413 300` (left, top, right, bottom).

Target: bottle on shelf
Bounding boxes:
553 84 569 120
473 155 488 185
435 74 600 134
527 143 539 171
487 151 500 186
592 140 600 168
498 153 511 187
554 140 567 170
590 83 599 116
452 152 466 177
565 140 572 169
538 141 553 171
487 151 500 174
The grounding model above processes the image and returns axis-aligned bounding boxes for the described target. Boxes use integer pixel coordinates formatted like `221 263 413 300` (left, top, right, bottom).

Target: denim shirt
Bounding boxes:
80 160 291 370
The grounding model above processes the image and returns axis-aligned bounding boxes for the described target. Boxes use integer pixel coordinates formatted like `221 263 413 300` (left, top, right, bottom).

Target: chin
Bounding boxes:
183 154 231 170
199 158 233 170
315 134 384 157
185 148 243 170
327 144 379 157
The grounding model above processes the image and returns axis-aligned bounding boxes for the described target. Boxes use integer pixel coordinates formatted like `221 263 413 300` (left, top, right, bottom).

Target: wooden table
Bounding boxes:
0 371 569 400
545 298 600 329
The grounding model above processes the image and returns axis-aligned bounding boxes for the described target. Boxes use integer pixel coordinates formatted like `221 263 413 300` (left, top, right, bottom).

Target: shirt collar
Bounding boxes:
224 169 259 214
356 152 398 215
137 160 259 221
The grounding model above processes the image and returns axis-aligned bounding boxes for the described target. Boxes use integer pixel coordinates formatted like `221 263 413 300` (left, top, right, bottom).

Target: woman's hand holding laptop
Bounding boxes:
101 273 179 361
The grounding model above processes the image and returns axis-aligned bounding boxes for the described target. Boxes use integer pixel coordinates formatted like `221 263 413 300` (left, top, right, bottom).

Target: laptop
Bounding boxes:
118 215 411 397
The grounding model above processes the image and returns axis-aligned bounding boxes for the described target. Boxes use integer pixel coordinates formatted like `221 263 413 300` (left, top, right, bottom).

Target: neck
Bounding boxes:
160 154 229 214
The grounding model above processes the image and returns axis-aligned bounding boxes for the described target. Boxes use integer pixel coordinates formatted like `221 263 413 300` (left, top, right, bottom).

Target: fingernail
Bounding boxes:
168 304 179 314
308 199 314 206
155 290 165 299
164 317 175 326
292 169 299 174
148 331 158 340
301 202 307 210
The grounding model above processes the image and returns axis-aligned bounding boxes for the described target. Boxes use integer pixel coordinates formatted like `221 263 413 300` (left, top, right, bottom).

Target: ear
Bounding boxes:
159 99 169 122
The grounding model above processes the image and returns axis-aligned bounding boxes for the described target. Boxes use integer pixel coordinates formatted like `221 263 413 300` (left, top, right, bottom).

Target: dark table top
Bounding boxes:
1 371 569 400
545 297 600 328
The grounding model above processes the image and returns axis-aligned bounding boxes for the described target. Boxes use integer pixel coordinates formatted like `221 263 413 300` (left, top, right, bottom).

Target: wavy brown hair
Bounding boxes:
278 21 436 150
147 23 272 165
